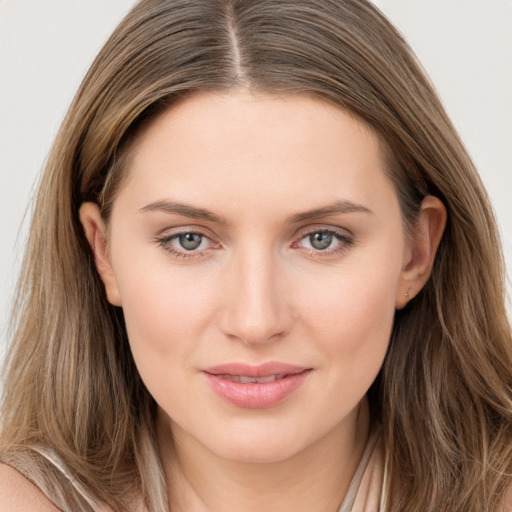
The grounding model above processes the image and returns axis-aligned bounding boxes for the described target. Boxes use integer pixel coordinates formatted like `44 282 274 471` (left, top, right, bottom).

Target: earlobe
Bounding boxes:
396 195 447 309
79 202 122 306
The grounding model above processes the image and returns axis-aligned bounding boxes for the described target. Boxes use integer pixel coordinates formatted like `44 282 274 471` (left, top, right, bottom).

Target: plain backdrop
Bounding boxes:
1 1 511 362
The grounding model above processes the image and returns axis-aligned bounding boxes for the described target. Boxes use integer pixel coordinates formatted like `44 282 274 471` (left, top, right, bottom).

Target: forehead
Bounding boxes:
115 90 399 220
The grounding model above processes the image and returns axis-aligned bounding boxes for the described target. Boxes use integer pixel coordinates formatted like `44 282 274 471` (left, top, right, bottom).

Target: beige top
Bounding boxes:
32 446 114 512
337 431 386 512
28 434 386 512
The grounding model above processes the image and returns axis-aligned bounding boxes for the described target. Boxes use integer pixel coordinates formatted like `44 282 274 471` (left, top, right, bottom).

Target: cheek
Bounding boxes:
295 245 401 378
114 266 225 414
109 245 220 378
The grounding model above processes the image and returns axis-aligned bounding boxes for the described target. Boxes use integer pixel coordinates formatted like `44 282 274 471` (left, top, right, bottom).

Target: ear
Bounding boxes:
79 202 122 306
396 195 447 309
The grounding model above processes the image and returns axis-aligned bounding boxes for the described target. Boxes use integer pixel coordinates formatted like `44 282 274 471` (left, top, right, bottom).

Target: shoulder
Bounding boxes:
0 463 61 511
499 484 512 512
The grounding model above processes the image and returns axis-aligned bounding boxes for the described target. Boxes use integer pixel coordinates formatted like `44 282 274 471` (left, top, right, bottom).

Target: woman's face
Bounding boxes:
88 91 415 463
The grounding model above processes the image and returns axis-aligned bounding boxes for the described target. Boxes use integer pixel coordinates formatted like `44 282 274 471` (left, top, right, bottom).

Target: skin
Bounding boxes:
0 465 61 511
80 90 446 512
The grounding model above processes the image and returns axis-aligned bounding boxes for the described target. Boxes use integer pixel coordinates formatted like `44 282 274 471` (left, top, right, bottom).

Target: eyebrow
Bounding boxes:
286 200 373 224
140 200 228 224
140 199 372 224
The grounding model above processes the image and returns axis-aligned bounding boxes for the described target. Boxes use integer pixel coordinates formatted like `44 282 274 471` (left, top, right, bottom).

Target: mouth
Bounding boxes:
215 374 288 383
202 362 312 409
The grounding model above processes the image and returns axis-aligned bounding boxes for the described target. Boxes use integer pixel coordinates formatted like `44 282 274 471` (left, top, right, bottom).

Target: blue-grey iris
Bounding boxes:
179 233 202 250
310 232 332 250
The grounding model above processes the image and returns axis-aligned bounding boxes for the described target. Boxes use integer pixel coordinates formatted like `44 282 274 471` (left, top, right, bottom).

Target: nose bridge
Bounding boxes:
219 242 290 344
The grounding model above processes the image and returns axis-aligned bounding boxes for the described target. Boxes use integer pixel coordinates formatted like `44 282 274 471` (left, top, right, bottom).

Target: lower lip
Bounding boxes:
204 370 311 409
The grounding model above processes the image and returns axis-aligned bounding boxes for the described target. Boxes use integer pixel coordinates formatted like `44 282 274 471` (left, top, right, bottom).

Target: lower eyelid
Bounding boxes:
157 240 208 259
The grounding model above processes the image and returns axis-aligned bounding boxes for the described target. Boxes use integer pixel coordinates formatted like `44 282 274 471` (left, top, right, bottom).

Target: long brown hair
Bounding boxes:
2 1 511 511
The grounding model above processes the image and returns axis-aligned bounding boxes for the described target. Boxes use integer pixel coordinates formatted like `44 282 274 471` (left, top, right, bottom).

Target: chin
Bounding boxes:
215 440 302 464
203 421 314 464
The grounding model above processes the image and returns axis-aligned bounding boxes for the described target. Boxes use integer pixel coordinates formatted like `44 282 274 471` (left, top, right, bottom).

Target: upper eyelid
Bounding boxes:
157 230 216 248
156 225 217 240
294 230 352 245
293 224 353 239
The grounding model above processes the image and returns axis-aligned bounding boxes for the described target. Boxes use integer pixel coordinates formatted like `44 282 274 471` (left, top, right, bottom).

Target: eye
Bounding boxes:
156 230 216 258
295 228 353 255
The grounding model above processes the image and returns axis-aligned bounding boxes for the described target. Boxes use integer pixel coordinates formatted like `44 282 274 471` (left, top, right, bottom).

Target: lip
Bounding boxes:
203 362 312 409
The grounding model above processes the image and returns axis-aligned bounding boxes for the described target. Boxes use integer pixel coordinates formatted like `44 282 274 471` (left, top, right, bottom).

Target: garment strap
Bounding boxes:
30 446 111 512
337 429 383 512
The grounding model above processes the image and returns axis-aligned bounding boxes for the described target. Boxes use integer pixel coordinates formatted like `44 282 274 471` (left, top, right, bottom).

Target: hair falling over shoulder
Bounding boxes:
1 1 511 511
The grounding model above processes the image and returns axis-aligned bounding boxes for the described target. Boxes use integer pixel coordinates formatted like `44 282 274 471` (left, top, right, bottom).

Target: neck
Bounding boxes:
157 400 371 512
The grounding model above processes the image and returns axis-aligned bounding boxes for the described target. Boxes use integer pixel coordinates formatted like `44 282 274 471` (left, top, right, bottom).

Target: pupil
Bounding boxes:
179 233 202 250
310 232 332 250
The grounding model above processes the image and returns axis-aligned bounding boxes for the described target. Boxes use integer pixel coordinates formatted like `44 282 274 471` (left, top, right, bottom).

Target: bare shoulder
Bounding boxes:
498 483 512 512
0 463 61 511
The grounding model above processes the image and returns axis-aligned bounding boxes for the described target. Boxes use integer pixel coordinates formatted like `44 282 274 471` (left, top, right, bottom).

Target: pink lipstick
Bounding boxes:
203 362 312 409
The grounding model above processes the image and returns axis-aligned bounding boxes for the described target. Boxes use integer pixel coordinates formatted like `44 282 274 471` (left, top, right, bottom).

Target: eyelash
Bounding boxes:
155 227 354 260
292 228 354 257
155 231 216 260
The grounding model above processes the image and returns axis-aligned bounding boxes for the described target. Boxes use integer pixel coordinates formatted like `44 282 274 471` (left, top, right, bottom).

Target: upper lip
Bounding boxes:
203 362 311 378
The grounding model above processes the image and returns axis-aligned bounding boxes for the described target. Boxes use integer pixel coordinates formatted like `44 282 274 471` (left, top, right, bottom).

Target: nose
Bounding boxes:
218 246 292 345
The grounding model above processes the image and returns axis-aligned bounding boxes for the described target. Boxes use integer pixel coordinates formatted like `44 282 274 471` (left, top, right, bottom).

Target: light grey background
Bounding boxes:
1 0 511 361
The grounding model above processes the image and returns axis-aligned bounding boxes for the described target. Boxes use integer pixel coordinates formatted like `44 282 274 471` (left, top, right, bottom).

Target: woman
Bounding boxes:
1 0 511 511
